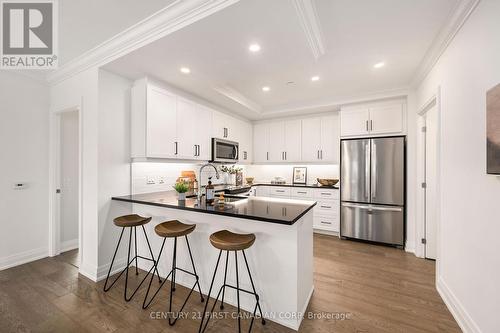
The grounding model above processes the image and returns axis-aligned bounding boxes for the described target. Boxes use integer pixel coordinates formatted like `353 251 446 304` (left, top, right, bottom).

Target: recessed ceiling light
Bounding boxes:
249 44 261 52
180 67 191 74
262 86 270 92
311 76 320 81
373 62 385 69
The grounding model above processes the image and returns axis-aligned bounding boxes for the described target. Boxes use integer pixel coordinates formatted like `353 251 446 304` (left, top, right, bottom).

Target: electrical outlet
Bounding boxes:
158 176 166 184
146 176 156 185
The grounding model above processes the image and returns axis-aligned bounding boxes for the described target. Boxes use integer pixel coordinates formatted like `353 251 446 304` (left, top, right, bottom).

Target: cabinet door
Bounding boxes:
301 117 321 162
237 120 253 164
268 121 285 162
284 120 301 162
146 86 177 158
212 111 228 139
369 104 404 135
253 123 269 163
176 98 197 159
195 105 213 160
320 115 339 162
340 108 370 137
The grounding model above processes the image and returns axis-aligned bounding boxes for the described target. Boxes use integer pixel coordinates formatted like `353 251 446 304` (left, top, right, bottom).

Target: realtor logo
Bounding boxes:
1 0 58 69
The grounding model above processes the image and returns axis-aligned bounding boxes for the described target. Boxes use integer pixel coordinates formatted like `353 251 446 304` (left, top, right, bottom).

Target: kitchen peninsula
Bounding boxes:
111 191 316 330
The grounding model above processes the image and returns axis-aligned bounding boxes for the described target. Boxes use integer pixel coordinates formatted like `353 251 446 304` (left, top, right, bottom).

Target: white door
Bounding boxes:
253 123 269 163
301 117 321 161
146 86 177 158
320 115 339 162
340 108 370 137
268 121 285 162
424 104 438 260
369 104 404 135
60 111 79 257
284 120 301 162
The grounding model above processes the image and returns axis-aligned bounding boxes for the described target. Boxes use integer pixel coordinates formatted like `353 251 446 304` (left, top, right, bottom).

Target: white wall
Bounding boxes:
416 1 500 331
97 70 134 271
0 72 50 269
50 67 100 279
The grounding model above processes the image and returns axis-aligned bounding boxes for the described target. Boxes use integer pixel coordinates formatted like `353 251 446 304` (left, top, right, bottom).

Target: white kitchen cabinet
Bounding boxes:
301 115 339 163
369 104 404 135
340 108 370 137
340 102 405 137
254 186 271 197
235 119 253 164
268 122 285 162
143 84 177 158
213 111 239 141
269 186 291 197
284 120 302 162
253 123 270 163
131 78 211 161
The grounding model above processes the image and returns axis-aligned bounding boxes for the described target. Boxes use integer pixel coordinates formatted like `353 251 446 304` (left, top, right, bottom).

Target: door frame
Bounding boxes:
48 106 83 264
416 87 441 270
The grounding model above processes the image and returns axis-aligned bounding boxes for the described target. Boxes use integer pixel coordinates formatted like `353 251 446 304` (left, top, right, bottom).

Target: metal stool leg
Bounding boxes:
220 251 229 310
185 235 204 302
198 250 223 333
235 251 241 333
242 250 266 328
103 227 125 292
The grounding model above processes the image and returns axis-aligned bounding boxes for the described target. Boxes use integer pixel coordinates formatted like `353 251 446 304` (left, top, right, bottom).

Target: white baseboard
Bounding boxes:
0 246 48 271
60 239 79 253
313 229 339 237
96 257 129 282
437 277 482 333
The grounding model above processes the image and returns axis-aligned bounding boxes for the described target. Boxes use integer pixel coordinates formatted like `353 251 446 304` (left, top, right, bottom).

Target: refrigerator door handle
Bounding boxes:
365 143 370 200
342 202 403 212
342 203 370 209
372 141 377 199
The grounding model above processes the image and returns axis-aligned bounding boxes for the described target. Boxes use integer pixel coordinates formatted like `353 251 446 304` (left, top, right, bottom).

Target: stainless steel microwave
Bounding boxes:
211 138 239 163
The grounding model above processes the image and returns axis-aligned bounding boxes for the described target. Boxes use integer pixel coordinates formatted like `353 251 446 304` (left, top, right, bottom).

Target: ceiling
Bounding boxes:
103 0 460 120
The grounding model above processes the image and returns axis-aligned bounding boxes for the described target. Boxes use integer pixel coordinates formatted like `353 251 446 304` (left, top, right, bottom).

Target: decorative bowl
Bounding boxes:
245 177 254 185
317 178 339 187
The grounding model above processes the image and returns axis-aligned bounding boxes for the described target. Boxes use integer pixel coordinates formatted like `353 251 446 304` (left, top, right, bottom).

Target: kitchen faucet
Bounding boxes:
197 163 220 201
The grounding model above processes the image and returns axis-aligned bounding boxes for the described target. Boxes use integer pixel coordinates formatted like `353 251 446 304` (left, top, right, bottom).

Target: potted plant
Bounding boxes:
220 165 243 185
173 181 190 201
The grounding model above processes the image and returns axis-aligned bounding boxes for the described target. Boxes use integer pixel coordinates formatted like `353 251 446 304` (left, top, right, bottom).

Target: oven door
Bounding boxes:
212 138 239 163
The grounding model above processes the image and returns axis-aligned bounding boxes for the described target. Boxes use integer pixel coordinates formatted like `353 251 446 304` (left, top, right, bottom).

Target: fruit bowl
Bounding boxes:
317 178 339 187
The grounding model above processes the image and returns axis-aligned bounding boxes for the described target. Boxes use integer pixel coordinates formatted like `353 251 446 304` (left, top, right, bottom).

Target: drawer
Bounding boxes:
269 187 291 197
314 200 339 215
314 189 339 200
291 188 313 199
255 186 271 197
313 215 339 232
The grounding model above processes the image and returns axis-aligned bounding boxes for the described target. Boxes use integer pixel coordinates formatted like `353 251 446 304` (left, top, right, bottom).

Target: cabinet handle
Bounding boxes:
370 120 373 131
321 192 332 195
194 145 197 156
267 152 269 160
285 151 287 160
174 141 178 155
320 220 332 225
317 150 320 159
243 151 247 160
366 120 369 131
320 205 332 209
297 191 307 194
276 190 285 193
320 150 323 159
196 145 200 156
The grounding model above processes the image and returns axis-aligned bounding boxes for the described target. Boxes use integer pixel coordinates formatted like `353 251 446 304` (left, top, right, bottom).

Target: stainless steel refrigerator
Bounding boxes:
340 136 405 247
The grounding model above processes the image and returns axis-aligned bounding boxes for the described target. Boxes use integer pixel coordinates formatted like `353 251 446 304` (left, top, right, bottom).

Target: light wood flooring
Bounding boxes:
0 235 460 332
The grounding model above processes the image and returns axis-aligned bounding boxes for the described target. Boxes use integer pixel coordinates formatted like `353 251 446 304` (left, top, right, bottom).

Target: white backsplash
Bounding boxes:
131 162 246 194
131 162 338 194
245 164 339 185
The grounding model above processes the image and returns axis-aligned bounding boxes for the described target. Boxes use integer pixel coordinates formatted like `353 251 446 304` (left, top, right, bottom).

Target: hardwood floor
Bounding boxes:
0 235 460 332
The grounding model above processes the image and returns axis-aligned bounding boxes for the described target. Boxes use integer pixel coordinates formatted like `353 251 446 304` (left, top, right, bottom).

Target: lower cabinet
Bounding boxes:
255 186 339 233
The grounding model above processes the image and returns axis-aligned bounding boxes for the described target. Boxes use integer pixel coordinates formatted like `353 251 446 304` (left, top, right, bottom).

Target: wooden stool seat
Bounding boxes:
155 220 196 238
113 214 151 227
209 230 256 251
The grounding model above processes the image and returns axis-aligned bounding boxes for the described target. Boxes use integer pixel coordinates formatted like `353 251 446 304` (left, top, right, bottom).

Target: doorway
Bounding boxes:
59 111 80 266
421 100 438 260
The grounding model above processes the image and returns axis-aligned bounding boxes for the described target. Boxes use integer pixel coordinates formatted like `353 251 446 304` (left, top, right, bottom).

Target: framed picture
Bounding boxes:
293 167 307 185
487 83 500 174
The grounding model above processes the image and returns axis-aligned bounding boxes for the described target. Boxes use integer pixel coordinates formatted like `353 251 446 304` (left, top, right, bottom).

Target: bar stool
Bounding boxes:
199 230 265 333
103 214 162 301
142 220 204 326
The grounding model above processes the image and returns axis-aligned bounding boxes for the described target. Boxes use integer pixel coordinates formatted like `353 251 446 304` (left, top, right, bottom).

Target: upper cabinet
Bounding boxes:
340 102 405 138
301 115 339 163
131 78 212 161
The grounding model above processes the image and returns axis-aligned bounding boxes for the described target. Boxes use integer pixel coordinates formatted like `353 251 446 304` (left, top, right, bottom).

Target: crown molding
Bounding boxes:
46 0 240 85
292 0 325 61
213 85 263 114
260 87 410 118
411 0 480 87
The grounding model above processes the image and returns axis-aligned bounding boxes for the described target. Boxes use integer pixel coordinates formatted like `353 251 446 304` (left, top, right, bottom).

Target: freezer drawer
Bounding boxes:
340 203 404 245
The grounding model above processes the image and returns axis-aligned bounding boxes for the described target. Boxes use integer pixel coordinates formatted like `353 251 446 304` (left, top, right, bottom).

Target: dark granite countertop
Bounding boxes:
112 190 316 225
